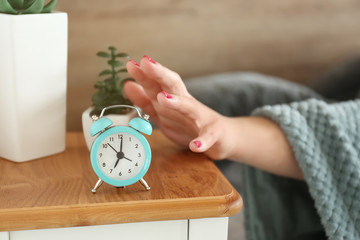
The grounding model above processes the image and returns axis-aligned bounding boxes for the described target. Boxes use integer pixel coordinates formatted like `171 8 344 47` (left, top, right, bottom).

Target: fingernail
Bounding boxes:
143 55 156 64
193 140 202 148
123 80 132 86
129 59 140 67
161 91 172 99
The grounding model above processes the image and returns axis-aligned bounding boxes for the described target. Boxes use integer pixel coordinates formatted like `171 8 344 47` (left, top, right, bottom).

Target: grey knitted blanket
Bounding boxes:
185 60 360 239
246 99 360 240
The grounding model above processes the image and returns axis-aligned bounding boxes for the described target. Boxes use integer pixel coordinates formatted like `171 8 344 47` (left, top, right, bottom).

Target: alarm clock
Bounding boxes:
89 105 152 193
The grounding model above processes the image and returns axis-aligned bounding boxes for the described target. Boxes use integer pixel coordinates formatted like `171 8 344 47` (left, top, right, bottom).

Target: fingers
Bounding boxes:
156 91 203 123
189 130 218 153
189 121 227 160
140 56 188 95
123 81 158 122
127 60 161 99
126 56 223 158
127 56 189 101
156 91 222 155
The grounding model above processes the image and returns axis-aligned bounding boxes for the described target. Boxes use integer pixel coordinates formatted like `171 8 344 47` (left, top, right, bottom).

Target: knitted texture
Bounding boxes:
252 99 360 239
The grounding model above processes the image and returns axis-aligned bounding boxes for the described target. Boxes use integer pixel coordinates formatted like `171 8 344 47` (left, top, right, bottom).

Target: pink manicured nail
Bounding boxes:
193 140 202 148
143 55 156 64
161 91 172 99
129 59 140 67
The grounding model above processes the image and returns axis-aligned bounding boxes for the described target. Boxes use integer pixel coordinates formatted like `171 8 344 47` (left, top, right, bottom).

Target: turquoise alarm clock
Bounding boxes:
89 105 152 193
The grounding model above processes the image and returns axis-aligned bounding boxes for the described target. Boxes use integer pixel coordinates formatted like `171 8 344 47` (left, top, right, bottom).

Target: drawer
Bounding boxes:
10 220 187 240
0 232 9 240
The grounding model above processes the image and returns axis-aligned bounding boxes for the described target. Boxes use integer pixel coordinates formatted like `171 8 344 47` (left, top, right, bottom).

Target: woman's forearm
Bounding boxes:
222 116 304 180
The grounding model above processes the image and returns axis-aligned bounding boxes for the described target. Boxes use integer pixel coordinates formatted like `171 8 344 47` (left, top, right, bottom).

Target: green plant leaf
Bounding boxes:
116 69 128 73
9 0 24 9
94 81 106 89
21 0 44 13
92 91 107 105
104 77 117 85
41 0 57 13
24 0 35 8
0 0 18 14
96 51 110 58
115 53 129 58
108 46 116 52
107 60 122 67
92 47 134 112
98 69 112 76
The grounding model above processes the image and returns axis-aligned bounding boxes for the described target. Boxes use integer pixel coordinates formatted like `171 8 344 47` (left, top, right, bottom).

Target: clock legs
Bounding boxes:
91 178 150 192
92 178 103 193
140 178 151 191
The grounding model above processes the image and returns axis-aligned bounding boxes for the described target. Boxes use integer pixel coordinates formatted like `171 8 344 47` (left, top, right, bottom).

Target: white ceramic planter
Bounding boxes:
82 107 137 150
0 12 68 162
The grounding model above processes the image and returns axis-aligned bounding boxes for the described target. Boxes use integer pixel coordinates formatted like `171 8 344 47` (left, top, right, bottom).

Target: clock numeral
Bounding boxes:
135 144 139 149
102 144 108 148
102 162 106 167
128 169 132 173
118 134 123 139
129 137 132 142
110 169 113 173
138 153 141 158
119 172 122 176
109 137 114 142
99 153 103 158
135 162 138 167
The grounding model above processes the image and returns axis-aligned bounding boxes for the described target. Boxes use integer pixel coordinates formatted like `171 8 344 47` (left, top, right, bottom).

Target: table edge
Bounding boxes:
0 188 242 231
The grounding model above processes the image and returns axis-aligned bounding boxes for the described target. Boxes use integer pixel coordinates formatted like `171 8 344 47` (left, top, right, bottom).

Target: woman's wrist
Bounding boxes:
219 116 303 179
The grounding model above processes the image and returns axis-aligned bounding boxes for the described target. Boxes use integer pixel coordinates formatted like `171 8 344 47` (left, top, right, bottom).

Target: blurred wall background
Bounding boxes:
55 0 360 131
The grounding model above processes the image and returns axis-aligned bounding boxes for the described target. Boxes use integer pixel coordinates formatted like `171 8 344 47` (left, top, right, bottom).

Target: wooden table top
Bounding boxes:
0 131 242 231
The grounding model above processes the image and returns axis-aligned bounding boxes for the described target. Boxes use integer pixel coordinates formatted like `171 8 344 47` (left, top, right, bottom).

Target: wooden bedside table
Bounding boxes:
0 131 242 240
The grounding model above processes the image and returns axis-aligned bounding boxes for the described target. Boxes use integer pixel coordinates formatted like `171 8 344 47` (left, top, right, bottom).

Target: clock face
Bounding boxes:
90 126 151 187
97 132 145 180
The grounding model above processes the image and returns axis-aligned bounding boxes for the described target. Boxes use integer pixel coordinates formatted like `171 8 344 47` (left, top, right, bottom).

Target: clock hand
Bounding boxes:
120 135 123 153
114 158 121 168
107 143 118 153
124 157 132 162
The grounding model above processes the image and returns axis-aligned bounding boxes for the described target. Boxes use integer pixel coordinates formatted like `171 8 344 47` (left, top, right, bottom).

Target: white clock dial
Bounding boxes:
97 132 145 180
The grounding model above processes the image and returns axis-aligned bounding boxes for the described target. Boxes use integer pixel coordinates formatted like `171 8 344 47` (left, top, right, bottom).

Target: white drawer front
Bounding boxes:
10 220 187 240
0 232 9 240
189 217 229 240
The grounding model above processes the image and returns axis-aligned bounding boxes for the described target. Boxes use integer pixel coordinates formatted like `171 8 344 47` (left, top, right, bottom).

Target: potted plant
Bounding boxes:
0 0 67 162
82 46 136 150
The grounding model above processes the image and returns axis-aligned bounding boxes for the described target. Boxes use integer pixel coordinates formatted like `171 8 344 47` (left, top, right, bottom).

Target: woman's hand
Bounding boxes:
124 56 229 160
